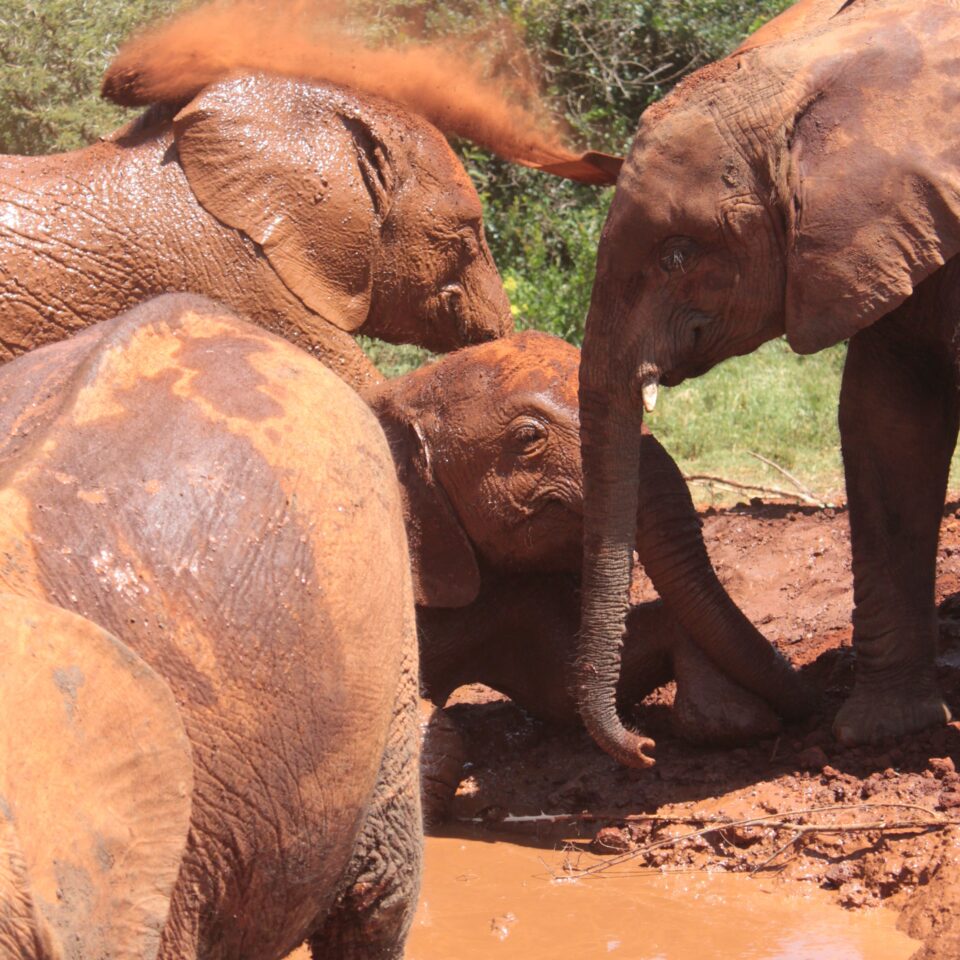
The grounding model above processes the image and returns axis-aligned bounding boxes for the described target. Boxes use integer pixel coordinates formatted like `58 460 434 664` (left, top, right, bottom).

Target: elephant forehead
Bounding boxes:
444 331 580 403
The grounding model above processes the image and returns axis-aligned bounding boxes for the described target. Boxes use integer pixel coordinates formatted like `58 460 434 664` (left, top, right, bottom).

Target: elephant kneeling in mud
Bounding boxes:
0 294 420 960
366 332 812 805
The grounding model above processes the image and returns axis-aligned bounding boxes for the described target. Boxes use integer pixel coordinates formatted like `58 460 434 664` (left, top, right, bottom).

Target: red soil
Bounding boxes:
443 499 960 960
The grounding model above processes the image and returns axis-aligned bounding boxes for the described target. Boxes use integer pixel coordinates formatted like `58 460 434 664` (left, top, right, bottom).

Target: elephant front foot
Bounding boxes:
419 701 466 826
833 677 951 746
671 639 782 746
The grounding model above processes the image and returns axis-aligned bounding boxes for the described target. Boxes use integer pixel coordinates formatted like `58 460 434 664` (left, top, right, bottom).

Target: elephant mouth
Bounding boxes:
436 283 487 347
512 498 583 571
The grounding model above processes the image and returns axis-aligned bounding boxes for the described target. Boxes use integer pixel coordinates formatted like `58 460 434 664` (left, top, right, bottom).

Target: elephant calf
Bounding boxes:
366 332 811 785
0 295 421 960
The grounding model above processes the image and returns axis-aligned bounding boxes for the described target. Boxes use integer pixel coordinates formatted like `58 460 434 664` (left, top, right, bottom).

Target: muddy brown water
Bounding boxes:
287 833 920 959
407 835 919 960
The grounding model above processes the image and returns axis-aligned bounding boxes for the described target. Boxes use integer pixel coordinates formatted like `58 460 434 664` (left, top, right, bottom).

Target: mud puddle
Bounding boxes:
406 834 919 960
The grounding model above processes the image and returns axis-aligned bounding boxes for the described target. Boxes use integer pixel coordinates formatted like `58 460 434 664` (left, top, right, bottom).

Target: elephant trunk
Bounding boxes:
576 386 656 767
634 433 811 720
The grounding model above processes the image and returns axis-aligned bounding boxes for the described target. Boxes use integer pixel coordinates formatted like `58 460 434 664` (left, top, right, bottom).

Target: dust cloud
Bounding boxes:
102 0 592 170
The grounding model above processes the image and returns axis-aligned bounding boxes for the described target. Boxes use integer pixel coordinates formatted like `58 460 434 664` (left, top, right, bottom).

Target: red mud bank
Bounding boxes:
443 500 960 960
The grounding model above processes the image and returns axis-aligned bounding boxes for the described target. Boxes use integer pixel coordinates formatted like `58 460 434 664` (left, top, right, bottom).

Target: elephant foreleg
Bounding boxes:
834 295 959 744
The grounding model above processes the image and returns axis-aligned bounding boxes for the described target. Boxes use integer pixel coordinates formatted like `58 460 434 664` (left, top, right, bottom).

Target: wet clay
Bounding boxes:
405 835 920 960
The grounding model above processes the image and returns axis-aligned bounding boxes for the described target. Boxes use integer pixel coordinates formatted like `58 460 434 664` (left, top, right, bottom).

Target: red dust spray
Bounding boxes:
101 0 622 183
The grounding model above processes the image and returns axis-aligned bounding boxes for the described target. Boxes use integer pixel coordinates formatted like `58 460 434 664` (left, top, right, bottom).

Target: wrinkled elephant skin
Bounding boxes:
575 0 960 763
0 294 421 960
0 74 513 392
367 332 806 781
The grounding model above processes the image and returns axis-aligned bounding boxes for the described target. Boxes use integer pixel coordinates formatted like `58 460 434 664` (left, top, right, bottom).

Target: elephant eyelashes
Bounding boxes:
510 417 548 458
659 237 700 274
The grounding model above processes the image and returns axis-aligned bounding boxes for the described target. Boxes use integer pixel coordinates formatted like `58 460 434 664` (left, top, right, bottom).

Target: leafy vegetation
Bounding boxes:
0 1 180 154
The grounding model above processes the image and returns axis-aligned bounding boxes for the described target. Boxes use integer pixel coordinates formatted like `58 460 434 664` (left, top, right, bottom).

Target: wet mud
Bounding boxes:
408 834 919 959
437 499 960 960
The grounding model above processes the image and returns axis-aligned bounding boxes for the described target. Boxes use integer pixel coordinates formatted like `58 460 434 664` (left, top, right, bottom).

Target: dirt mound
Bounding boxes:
441 499 960 960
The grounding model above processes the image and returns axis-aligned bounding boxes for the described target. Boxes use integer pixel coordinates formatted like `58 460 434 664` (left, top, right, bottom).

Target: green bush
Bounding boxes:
0 0 179 154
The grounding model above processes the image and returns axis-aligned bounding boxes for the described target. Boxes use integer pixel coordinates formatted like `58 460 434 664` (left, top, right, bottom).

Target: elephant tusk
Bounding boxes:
641 381 659 413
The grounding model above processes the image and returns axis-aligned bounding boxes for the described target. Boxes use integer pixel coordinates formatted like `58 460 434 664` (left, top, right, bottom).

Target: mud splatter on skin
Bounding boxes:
103 0 585 170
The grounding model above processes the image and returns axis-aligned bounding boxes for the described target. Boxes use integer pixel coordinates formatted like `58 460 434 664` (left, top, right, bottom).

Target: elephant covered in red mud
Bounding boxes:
365 332 811 801
0 294 420 960
573 0 960 763
0 73 514 392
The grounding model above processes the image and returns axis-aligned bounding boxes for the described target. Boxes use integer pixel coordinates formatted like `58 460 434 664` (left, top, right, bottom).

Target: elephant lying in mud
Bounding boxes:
366 332 811 774
0 294 421 960
0 72 513 392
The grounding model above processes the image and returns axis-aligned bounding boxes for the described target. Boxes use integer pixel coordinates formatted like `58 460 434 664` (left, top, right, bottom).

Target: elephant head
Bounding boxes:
368 332 584 608
576 0 960 764
107 73 514 352
369 332 806 745
0 594 193 959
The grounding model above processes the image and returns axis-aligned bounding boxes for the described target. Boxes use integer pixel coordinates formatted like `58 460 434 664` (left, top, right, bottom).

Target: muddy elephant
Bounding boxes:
366 332 809 771
1 596 193 959
0 72 513 392
571 0 960 763
0 294 421 959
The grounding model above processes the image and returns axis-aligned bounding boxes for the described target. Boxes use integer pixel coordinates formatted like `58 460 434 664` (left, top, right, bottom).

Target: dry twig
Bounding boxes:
747 450 834 508
683 472 830 507
467 803 959 881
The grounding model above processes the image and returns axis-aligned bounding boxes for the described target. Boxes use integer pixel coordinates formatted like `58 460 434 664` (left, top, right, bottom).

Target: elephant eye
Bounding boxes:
458 228 481 259
659 236 700 274
509 417 548 458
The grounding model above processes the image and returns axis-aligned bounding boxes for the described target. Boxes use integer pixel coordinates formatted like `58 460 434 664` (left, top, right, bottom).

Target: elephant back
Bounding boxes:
0 293 416 957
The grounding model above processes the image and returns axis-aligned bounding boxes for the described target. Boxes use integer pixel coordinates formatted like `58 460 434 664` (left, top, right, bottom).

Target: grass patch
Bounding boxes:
358 337 434 380
650 338 847 504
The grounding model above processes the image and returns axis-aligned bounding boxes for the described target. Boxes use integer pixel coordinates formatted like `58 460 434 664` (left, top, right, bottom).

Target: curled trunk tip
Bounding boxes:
576 663 657 768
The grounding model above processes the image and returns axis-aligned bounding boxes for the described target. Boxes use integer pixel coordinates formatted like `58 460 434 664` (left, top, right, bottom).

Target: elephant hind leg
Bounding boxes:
833 288 960 745
310 645 423 960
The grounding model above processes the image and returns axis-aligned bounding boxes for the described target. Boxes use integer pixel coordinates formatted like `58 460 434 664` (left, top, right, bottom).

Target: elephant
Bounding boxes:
365 331 810 775
1 595 193 960
0 293 421 959
0 72 514 392
572 0 960 764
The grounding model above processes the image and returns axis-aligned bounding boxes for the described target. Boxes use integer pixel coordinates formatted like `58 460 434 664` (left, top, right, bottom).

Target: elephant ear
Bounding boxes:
0 595 193 960
781 8 960 353
173 75 395 332
375 405 480 608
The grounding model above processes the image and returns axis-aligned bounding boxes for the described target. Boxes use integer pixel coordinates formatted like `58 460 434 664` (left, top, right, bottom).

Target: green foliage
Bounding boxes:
357 337 434 379
651 340 847 499
0 1 179 154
